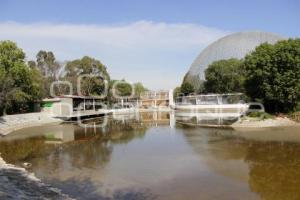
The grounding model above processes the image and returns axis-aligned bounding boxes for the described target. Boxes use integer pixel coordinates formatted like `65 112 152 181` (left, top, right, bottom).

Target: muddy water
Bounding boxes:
0 112 300 200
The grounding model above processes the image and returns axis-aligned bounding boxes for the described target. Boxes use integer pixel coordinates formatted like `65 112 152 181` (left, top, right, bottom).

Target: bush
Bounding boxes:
247 111 274 120
180 82 195 95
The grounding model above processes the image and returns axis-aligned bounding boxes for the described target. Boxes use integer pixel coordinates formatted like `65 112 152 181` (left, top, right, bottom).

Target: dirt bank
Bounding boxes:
232 117 300 129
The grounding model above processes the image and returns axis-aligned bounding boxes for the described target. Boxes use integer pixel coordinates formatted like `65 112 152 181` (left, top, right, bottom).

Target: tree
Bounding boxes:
27 60 46 98
133 82 148 98
244 39 300 113
182 74 203 92
204 58 245 93
107 80 147 104
173 86 182 101
34 51 62 97
180 82 194 95
114 81 133 97
36 50 61 78
27 60 37 69
64 56 110 96
0 41 44 115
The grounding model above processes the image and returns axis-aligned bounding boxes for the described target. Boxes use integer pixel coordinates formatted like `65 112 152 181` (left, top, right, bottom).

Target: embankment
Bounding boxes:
232 117 300 129
0 113 62 136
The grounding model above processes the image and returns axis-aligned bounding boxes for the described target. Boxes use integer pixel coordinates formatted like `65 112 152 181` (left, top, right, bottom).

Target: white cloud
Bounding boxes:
0 21 230 90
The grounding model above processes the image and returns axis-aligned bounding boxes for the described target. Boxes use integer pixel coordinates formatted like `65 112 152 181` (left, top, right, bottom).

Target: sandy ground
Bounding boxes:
232 117 300 128
0 156 73 200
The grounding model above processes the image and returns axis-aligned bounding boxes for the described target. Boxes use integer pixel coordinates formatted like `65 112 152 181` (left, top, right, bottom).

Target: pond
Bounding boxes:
0 111 300 200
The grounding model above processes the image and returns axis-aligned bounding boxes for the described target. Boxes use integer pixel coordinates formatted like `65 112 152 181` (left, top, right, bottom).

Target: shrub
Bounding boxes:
247 111 274 120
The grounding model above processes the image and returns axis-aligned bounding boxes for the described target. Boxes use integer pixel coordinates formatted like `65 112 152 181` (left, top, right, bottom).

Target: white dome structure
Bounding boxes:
183 31 284 89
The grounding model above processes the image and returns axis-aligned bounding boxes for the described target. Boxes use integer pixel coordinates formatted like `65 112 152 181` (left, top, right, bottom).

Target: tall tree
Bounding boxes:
27 60 37 69
36 50 61 78
244 39 300 113
0 41 44 115
35 50 62 97
107 80 147 104
114 81 134 97
204 58 245 93
64 56 110 96
133 82 148 98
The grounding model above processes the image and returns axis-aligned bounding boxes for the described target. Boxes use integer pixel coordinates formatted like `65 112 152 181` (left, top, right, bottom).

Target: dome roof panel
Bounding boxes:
186 31 284 81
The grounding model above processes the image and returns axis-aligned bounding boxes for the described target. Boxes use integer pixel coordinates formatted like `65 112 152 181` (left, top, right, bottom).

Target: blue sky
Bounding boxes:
0 0 299 89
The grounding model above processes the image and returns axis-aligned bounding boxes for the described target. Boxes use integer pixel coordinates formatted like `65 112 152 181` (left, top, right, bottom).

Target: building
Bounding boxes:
41 95 106 118
139 90 174 108
183 31 283 90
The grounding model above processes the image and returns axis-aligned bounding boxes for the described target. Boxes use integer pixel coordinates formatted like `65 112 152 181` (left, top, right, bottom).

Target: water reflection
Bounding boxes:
181 125 300 200
0 114 150 166
175 111 239 126
1 112 300 199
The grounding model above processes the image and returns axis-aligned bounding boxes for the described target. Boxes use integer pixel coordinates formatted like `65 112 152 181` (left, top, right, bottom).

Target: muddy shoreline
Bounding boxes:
232 117 300 129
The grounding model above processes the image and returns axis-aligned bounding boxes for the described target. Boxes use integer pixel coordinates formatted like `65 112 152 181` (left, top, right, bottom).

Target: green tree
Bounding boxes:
173 86 182 98
244 39 300 113
27 60 37 69
0 41 44 115
115 81 133 97
64 56 110 96
34 51 62 97
133 82 148 98
182 74 203 92
27 60 46 98
204 58 245 93
180 82 194 95
36 50 61 78
108 80 147 104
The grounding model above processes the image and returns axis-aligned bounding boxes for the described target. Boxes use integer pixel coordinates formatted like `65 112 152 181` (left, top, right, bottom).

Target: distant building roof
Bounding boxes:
184 31 284 89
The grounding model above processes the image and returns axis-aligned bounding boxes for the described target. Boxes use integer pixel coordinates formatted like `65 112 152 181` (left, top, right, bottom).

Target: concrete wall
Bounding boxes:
0 112 62 135
41 98 73 117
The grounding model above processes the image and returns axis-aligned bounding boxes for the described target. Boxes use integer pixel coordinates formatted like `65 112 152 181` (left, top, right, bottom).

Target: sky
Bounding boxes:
0 0 299 90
